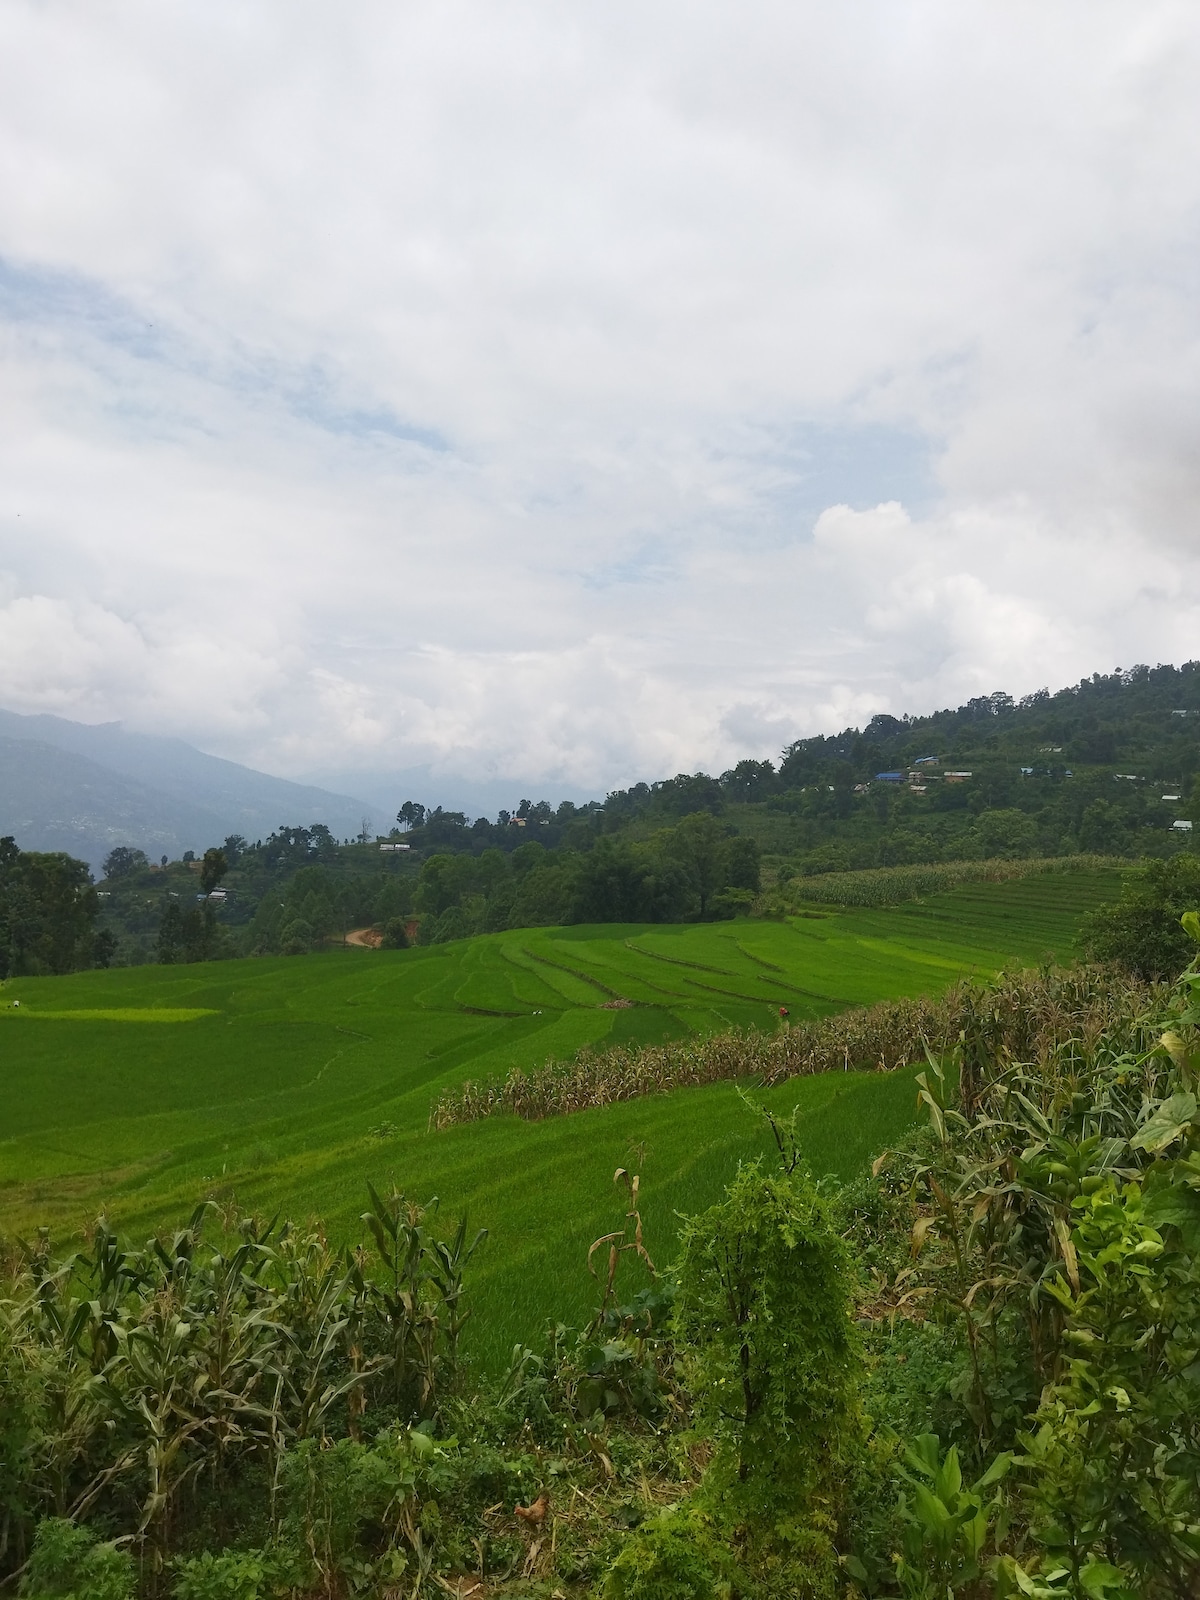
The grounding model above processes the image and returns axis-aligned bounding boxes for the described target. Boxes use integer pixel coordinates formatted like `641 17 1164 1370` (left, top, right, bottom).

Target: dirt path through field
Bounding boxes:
345 927 383 948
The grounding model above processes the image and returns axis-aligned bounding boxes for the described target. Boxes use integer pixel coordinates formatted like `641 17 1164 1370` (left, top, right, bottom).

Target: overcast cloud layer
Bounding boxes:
1 0 1198 791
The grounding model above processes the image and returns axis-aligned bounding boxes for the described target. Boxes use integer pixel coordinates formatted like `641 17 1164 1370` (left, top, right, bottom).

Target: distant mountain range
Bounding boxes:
0 710 377 874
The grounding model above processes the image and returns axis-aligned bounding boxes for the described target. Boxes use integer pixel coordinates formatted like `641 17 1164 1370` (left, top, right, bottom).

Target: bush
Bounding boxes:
604 1508 732 1600
672 1160 859 1593
172 1546 302 1600
380 917 409 949
1082 855 1200 978
278 918 312 956
0 1311 46 1570
19 1519 134 1600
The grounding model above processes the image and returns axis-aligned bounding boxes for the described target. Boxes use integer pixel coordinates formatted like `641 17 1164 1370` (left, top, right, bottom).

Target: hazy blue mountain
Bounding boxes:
0 736 226 871
0 711 374 873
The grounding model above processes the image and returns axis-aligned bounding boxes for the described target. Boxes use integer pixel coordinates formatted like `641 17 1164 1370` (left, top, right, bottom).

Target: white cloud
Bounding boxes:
0 0 1198 789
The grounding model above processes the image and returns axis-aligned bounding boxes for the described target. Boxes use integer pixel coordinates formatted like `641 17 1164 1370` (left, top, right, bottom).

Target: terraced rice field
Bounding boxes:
0 869 1122 1363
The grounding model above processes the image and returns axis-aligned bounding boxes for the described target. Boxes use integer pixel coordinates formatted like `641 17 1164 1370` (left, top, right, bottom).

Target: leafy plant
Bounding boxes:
893 1434 1011 1598
604 1507 733 1600
899 908 1200 1595
1082 856 1200 979
172 1545 304 1600
672 1157 860 1593
18 1518 134 1600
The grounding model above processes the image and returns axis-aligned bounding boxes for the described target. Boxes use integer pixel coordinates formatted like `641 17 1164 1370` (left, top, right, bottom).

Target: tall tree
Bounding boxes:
102 846 148 880
667 812 727 918
0 838 99 977
199 848 228 895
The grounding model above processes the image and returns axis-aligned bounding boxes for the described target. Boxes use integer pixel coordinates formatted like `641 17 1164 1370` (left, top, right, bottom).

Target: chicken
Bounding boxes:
515 1492 549 1526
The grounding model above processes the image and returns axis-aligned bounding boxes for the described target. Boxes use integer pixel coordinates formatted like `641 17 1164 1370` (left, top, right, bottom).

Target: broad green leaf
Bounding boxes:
903 1432 942 1477
936 1444 963 1501
912 1482 952 1532
977 1450 1014 1489
1080 1560 1133 1599
1142 1182 1200 1235
1130 1092 1197 1153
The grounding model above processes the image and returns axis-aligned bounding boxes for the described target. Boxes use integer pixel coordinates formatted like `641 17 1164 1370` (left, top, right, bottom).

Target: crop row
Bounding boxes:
430 962 1157 1126
781 852 1127 907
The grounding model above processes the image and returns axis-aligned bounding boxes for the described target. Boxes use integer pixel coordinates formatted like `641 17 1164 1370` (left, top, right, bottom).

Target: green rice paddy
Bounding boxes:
0 870 1121 1365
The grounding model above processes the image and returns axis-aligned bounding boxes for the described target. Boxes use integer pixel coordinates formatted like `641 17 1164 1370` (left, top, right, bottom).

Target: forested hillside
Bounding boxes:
306 662 1200 950
10 662 1198 969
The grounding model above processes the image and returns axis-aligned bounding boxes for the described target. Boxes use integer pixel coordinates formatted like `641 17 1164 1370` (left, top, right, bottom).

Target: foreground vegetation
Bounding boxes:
3 917 1199 1599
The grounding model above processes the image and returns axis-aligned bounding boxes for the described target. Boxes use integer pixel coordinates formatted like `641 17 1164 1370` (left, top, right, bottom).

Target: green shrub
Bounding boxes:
1082 857 1200 978
278 918 312 956
899 913 1200 1594
862 1319 966 1452
672 1160 860 1594
604 1508 731 1600
172 1546 304 1600
1016 1173 1200 1597
892 1434 1012 1599
19 1519 133 1600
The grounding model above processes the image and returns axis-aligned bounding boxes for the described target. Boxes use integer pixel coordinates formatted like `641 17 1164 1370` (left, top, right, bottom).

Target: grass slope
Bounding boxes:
0 871 1121 1364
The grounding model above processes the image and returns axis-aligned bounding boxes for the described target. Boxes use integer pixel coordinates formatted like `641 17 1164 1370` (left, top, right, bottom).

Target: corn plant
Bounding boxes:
786 856 1127 911
899 914 1200 1594
0 1189 483 1588
431 964 1157 1127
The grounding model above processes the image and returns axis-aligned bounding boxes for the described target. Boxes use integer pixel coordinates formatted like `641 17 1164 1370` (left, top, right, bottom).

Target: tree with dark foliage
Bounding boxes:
199 848 228 895
1083 854 1200 979
102 845 148 880
0 836 99 977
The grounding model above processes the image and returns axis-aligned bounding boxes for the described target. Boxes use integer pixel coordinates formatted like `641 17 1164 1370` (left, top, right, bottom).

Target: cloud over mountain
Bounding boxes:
1 1 1198 787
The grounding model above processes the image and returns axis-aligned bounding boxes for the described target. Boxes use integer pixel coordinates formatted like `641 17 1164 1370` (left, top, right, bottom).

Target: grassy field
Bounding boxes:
0 870 1122 1365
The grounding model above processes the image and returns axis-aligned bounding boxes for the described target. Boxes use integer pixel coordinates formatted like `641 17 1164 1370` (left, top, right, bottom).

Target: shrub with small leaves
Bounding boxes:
19 1519 134 1600
604 1508 732 1600
672 1159 860 1594
172 1545 304 1600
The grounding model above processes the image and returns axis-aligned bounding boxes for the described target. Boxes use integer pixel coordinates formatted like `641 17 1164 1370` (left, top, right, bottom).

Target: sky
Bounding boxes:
1 1 1198 795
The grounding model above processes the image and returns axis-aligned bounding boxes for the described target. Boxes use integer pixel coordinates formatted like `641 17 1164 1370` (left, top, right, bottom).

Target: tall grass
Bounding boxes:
784 854 1128 908
430 964 1157 1126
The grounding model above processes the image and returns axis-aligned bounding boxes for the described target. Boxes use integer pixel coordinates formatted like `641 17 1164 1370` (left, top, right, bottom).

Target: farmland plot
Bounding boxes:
0 870 1121 1361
